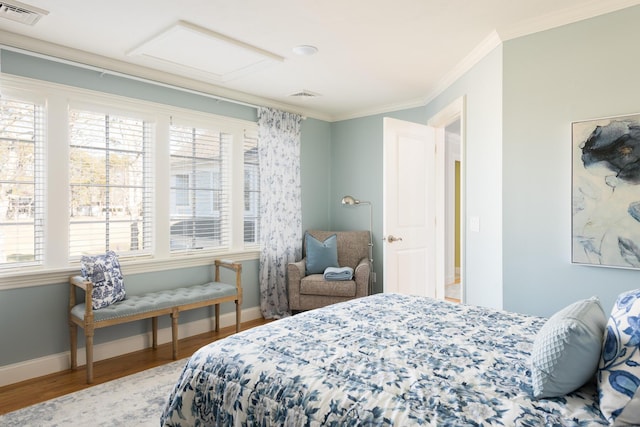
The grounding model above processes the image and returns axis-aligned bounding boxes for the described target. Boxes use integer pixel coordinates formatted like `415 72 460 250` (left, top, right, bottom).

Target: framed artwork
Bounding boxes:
572 113 640 269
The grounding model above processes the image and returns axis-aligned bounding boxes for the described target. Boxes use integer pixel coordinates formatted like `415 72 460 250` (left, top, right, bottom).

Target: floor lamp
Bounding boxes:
341 195 373 295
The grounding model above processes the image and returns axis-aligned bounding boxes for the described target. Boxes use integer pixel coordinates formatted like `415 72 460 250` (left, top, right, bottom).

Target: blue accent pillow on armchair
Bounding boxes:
305 233 339 275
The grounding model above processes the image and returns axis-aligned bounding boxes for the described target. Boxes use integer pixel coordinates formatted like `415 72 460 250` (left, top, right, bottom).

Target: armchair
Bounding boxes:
288 230 371 311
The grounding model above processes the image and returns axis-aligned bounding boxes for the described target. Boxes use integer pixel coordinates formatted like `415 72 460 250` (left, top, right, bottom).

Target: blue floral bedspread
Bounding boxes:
160 293 607 426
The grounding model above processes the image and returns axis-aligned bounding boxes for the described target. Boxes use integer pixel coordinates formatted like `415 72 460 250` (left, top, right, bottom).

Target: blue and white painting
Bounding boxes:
572 113 640 269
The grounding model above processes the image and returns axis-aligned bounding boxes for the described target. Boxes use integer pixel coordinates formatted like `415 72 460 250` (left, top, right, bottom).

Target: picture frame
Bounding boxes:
572 112 640 269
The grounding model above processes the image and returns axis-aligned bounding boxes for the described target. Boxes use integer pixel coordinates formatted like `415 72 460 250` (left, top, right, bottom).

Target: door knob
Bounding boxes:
384 235 403 243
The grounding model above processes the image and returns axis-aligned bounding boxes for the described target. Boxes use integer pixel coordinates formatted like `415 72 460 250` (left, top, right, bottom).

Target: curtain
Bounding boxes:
258 107 302 319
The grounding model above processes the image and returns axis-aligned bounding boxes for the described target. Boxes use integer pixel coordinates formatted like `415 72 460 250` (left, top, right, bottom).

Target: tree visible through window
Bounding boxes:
68 109 151 257
0 97 44 268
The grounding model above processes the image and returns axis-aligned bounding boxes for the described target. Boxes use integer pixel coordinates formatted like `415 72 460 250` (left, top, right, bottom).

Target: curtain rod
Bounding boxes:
0 45 306 119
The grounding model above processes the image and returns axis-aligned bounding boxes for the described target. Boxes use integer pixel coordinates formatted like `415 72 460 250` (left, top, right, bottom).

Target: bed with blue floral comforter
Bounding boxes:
161 293 607 426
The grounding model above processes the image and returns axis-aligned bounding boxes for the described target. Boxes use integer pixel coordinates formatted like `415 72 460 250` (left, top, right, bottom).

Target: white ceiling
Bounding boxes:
0 0 639 121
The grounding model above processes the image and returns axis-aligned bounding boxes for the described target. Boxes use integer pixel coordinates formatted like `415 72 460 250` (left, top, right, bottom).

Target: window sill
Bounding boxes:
0 250 260 291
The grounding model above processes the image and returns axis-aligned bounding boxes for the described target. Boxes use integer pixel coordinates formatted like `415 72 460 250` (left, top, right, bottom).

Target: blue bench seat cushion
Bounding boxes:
71 282 237 322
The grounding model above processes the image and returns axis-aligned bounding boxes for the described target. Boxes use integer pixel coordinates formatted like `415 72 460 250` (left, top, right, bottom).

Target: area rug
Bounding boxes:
0 359 187 427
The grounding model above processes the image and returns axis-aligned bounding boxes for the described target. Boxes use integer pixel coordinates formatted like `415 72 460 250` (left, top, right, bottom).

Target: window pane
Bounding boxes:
170 124 230 252
244 129 259 244
69 110 152 258
0 97 44 268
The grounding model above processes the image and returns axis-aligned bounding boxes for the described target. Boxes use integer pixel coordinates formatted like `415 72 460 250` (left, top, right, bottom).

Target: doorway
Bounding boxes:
444 119 461 302
429 97 464 303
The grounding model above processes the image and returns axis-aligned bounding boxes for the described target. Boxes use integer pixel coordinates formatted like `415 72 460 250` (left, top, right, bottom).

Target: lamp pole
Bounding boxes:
341 195 374 295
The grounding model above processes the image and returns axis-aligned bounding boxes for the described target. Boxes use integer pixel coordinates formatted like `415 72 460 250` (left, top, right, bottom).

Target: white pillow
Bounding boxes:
530 296 606 398
80 250 126 310
598 289 640 425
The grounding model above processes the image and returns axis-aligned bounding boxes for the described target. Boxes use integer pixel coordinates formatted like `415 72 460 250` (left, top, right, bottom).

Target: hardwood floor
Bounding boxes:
0 318 269 415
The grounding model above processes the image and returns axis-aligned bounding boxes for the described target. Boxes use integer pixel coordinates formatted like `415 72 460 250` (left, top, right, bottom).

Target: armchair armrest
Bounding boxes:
354 257 371 297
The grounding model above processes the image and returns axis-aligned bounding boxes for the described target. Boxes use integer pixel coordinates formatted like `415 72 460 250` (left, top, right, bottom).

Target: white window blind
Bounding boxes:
243 129 259 245
0 97 44 269
68 109 152 258
169 123 231 253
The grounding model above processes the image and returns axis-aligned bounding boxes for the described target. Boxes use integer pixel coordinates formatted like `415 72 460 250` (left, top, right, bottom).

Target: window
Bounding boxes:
68 109 152 258
0 75 260 285
0 96 44 269
243 129 260 244
169 123 231 253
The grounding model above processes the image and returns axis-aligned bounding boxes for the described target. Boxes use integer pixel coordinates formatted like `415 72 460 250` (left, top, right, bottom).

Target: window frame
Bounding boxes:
0 75 259 290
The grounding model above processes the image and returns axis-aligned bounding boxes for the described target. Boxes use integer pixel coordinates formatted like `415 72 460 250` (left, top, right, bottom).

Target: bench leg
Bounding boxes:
152 317 158 349
171 309 179 360
235 299 241 333
85 328 94 384
69 322 78 370
215 303 220 332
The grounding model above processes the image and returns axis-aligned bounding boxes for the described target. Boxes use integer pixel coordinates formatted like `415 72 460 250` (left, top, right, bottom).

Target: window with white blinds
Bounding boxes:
243 129 260 245
68 109 152 258
169 123 231 253
0 77 260 282
0 96 44 269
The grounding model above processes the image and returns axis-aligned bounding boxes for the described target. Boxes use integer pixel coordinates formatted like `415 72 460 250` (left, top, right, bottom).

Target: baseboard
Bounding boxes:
0 305 262 387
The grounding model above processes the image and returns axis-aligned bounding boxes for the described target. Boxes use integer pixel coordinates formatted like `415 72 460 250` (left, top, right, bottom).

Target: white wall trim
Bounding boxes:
0 305 262 387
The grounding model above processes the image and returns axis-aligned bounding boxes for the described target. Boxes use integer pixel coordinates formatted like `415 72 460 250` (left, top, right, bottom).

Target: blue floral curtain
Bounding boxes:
258 107 302 319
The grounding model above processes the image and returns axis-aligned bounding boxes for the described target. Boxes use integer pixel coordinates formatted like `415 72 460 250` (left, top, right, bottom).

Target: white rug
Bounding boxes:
0 359 187 427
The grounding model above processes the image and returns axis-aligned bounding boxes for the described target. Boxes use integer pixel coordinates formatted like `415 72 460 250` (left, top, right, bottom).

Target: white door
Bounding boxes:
383 117 443 297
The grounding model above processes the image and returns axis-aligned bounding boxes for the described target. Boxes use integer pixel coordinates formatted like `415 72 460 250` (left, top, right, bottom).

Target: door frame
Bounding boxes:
428 96 466 301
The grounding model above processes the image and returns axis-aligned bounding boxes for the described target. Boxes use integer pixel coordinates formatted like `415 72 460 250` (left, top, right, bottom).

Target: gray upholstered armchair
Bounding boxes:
288 230 371 311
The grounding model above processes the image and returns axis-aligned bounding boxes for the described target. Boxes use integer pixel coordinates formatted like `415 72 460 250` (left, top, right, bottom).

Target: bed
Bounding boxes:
160 293 608 426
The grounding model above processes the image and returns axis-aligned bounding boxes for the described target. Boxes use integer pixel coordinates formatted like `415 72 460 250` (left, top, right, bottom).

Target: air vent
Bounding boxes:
0 0 48 25
289 90 321 98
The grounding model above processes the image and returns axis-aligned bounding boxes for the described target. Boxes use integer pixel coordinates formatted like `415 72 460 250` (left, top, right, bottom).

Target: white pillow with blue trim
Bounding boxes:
530 296 606 399
598 288 640 426
80 250 126 310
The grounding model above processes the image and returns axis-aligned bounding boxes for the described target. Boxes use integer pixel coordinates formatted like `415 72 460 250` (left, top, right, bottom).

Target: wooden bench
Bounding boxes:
68 259 242 383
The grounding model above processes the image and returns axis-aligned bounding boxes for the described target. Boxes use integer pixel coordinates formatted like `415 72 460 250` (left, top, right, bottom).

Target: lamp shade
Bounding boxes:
341 195 358 205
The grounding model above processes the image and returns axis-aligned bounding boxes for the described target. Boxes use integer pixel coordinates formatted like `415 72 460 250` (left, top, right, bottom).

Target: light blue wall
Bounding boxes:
0 51 332 366
502 6 640 317
301 118 332 231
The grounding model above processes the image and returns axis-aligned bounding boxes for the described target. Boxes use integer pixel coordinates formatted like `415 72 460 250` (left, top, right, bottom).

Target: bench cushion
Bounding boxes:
71 282 237 322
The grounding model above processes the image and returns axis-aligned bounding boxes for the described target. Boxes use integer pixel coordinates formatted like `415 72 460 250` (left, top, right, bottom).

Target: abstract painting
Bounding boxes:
572 113 640 269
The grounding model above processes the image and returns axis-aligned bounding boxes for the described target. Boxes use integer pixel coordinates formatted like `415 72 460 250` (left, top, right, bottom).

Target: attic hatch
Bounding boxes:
0 0 48 25
127 21 285 82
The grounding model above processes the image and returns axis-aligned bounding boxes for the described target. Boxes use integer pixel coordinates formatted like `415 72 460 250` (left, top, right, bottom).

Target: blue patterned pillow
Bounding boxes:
305 233 339 275
80 250 126 310
598 289 640 425
530 296 606 398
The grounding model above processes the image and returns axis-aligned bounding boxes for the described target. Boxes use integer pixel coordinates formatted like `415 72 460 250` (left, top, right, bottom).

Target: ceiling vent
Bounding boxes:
0 1 48 26
289 90 321 98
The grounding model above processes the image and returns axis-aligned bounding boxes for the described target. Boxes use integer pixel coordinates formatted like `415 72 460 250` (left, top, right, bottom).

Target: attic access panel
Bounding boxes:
127 21 284 82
